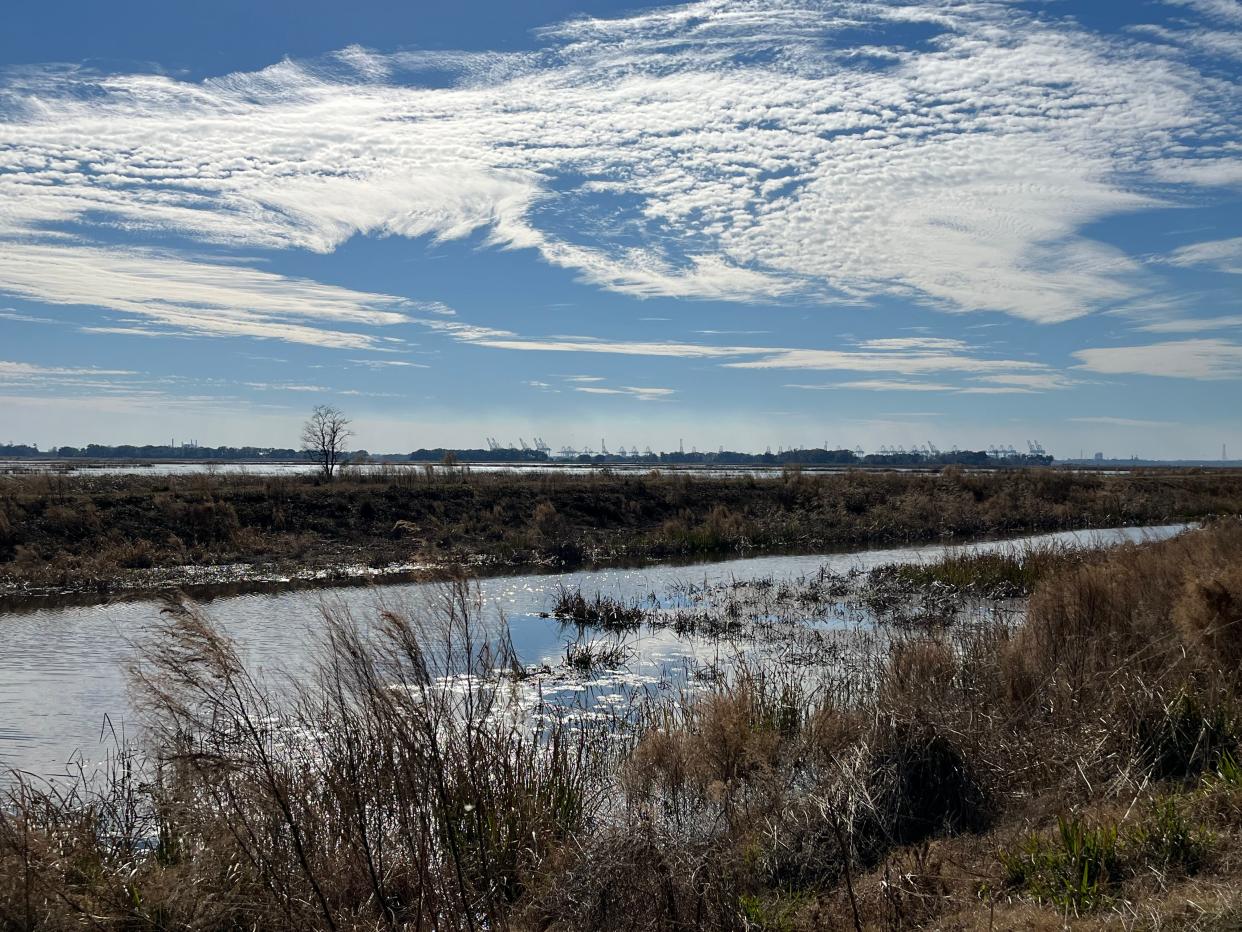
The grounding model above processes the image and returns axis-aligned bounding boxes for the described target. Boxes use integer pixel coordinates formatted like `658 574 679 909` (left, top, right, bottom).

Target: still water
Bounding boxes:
0 460 926 479
0 524 1188 779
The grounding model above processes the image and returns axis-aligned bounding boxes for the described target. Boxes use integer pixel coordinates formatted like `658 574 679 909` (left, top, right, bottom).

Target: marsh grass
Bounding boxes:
1002 816 1123 911
2 579 616 930
3 521 1242 929
562 638 633 673
871 541 1087 598
550 586 647 630
5 466 1242 602
1001 799 1213 913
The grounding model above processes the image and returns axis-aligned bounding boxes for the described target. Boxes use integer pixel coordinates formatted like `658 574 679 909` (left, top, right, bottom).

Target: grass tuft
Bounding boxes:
551 585 647 630
1002 816 1122 912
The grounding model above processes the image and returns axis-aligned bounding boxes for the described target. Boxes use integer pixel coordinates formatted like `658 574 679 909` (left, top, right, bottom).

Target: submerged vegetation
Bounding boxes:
3 466 1242 603
3 520 1242 929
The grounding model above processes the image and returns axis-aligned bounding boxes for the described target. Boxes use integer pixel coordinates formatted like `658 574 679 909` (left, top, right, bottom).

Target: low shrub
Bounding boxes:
1175 565 1242 671
857 723 991 864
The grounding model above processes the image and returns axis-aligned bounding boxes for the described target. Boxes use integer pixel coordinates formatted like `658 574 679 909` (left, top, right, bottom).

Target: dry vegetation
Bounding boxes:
3 520 1242 929
3 466 1242 603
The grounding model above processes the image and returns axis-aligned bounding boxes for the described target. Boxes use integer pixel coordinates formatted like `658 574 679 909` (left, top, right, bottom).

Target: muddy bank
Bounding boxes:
3 466 1240 606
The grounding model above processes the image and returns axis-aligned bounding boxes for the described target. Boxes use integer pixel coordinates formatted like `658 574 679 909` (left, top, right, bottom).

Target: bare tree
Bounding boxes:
301 405 353 480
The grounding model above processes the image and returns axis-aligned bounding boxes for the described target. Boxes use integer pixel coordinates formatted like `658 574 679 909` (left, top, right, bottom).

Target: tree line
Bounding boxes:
1 442 1051 468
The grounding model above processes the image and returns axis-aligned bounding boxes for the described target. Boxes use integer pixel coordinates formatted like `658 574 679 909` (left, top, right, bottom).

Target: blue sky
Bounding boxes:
1 0 1240 458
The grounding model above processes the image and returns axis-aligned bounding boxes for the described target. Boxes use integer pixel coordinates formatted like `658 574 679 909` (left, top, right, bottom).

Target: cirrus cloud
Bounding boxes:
1073 338 1242 379
0 242 415 348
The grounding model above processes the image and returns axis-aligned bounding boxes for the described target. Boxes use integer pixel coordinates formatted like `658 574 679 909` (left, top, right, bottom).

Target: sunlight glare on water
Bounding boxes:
0 523 1188 779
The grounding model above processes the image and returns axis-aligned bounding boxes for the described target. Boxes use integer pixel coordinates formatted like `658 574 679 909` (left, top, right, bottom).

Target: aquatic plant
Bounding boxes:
550 585 646 630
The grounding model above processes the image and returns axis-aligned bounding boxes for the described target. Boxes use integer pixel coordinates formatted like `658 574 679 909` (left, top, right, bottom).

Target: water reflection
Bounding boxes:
0 523 1188 779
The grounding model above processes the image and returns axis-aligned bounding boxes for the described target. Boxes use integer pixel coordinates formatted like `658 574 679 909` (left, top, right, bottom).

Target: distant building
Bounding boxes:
1093 452 1105 462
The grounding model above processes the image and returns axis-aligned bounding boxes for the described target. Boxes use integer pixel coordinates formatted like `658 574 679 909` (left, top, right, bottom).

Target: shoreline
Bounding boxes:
4 467 1241 609
0 518 1201 613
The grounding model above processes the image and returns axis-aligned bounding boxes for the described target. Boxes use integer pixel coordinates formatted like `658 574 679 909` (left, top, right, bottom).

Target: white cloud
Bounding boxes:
725 347 1045 374
80 326 189 338
417 312 1059 382
970 373 1078 390
348 358 430 369
575 385 675 400
1163 0 1242 25
1070 416 1177 427
1 0 1237 321
0 243 413 348
786 369 1078 393
955 386 1038 395
479 337 741 357
1074 338 1242 379
0 358 186 405
243 382 329 392
1164 237 1242 275
0 360 135 379
418 317 750 358
787 379 955 392
856 338 971 352
0 309 57 324
1137 314 1242 333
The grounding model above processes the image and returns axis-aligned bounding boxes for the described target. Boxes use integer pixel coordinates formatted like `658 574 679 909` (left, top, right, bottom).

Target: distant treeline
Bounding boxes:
1 443 1054 467
3 444 304 460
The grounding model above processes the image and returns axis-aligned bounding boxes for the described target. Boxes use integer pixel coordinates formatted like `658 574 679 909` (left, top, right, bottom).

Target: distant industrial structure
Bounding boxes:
467 437 1055 467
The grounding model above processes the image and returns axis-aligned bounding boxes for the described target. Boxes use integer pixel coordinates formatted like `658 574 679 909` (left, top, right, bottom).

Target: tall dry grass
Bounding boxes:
529 521 1242 929
1 579 609 930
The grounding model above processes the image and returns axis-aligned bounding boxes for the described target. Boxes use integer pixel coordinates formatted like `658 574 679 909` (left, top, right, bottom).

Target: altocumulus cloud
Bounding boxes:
0 0 1239 334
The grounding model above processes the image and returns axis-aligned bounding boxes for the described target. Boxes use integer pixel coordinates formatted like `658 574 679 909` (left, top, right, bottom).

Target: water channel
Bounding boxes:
0 523 1188 780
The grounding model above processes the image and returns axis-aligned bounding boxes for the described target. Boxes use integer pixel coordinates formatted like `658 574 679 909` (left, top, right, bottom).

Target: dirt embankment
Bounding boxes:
3 467 1241 603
